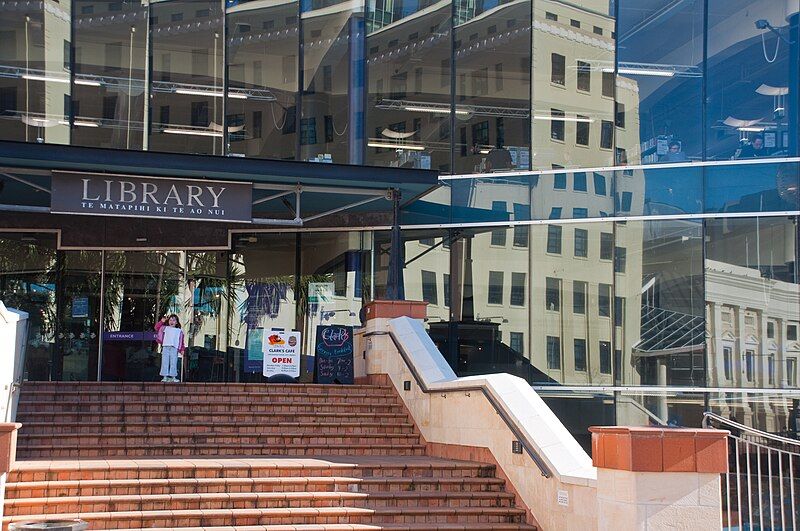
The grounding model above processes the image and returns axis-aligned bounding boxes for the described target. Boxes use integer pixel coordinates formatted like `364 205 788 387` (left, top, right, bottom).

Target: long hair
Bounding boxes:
166 314 182 329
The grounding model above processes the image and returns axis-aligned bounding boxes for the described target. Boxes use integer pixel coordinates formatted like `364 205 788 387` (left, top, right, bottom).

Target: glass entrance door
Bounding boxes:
101 251 185 381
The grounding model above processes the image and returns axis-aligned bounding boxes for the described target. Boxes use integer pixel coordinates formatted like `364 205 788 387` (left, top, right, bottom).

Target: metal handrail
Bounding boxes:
366 329 553 478
703 410 799 531
703 411 800 450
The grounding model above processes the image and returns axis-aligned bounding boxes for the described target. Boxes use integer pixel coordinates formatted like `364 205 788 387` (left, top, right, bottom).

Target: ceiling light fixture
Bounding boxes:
22 74 70 83
368 141 425 151
163 128 223 137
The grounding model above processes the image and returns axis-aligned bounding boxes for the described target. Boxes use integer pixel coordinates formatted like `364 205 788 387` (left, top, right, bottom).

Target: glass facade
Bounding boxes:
1 0 795 167
0 0 799 446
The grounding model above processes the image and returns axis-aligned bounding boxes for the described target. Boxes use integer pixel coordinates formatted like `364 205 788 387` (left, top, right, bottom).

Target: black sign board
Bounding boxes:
314 325 354 384
51 171 252 223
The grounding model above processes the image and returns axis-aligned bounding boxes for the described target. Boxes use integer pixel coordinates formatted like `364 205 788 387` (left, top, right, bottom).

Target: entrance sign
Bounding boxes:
314 325 354 384
51 171 252 222
262 330 301 378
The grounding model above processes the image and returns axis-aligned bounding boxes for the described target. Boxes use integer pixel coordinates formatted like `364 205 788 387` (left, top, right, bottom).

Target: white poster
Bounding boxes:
262 330 301 378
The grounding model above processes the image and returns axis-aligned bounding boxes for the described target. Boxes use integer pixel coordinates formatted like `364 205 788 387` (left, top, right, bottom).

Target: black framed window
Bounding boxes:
577 61 590 92
614 247 627 273
551 109 565 141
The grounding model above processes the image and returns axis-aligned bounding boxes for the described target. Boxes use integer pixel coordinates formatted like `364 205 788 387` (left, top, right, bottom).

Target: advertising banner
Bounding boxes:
262 330 301 378
51 171 252 223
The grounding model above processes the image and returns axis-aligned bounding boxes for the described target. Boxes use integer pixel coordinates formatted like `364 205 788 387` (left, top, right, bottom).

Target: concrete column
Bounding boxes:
590 426 728 531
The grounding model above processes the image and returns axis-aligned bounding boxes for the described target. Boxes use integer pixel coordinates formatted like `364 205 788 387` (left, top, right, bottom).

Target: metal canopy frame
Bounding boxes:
0 169 395 226
251 183 392 226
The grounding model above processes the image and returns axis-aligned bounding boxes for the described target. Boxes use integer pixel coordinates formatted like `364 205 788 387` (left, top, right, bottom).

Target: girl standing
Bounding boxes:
155 314 185 382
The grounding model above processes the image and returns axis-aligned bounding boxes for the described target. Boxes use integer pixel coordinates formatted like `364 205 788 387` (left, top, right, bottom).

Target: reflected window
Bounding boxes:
788 359 798 387
599 341 611 374
600 232 613 260
545 277 560 311
488 271 504 304
547 336 561 370
551 109 565 141
614 247 626 273
745 350 754 382
551 53 565 86
573 281 587 314
421 270 438 305
598 283 611 317
574 172 587 192
574 339 587 371
510 332 524 355
574 228 588 258
600 120 613 149
547 225 562 254
510 273 525 307
723 346 732 381
577 61 590 92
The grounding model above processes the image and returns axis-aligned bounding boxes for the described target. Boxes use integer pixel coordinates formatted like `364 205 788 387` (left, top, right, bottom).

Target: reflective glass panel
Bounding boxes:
617 219 706 386
0 0 71 143
149 0 225 154
72 0 148 149
706 1 800 160
705 216 799 390
365 0 452 171
617 0 704 165
226 0 299 160
531 0 615 170
704 161 800 213
453 0 531 173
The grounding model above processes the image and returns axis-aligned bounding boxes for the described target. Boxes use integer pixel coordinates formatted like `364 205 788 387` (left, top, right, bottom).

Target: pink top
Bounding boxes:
154 320 186 354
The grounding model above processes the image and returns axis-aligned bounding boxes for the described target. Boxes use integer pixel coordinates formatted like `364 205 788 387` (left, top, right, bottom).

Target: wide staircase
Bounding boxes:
4 381 536 530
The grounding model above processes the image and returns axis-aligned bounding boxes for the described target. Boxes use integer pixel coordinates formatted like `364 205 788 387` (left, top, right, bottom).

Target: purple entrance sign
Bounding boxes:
103 331 156 342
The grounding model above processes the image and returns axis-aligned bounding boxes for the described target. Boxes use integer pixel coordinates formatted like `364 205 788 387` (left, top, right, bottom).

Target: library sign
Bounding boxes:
51 171 252 222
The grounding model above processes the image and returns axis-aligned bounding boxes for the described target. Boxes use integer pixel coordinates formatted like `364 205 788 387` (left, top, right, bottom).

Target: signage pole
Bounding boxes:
96 250 105 382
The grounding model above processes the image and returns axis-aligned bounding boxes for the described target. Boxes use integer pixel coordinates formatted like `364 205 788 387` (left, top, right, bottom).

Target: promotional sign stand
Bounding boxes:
314 325 355 384
262 328 301 380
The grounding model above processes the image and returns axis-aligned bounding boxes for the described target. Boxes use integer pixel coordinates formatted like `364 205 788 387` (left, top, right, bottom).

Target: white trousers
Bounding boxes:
160 346 179 378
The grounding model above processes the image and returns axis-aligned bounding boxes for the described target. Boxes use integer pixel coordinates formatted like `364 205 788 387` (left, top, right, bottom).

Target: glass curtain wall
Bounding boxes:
71 0 148 150
299 0 363 164
149 0 225 155
531 0 615 171
453 0 531 173
0 0 71 144
365 0 453 171
226 0 299 159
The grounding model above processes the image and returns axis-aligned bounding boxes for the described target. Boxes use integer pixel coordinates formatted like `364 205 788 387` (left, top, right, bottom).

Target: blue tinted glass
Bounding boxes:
573 208 588 218
705 161 799 214
448 177 530 224
617 0 704 164
549 207 562 219
706 1 799 160
554 173 567 189
593 173 606 195
622 165 703 216
574 173 587 192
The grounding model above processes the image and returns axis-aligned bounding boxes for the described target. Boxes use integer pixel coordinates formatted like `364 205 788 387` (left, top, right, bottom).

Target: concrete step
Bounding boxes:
2 506 528 529
17 401 405 414
17 443 428 459
18 421 417 436
96 525 536 531
16 411 410 424
20 390 400 404
19 382 390 393
7 476 507 498
8 457 497 483
17 433 421 446
5 490 516 515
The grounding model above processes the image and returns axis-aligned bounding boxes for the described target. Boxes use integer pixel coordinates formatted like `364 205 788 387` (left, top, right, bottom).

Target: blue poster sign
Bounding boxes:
245 328 264 373
71 297 89 318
